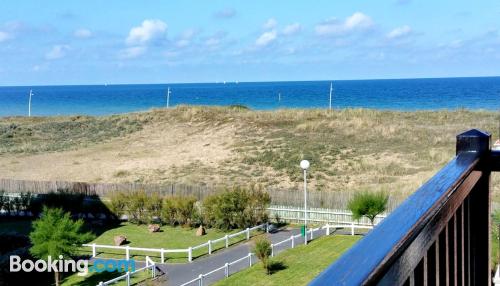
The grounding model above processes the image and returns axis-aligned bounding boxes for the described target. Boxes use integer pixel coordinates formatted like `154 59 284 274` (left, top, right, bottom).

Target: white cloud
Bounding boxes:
282 23 302 36
119 46 147 59
256 30 277 47
263 18 277 30
74 28 92 38
0 31 10 42
175 29 197 47
315 12 373 36
214 8 236 19
386 25 412 39
45 45 70 60
126 19 167 45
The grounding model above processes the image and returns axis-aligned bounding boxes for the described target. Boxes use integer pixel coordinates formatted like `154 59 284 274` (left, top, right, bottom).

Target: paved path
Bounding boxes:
164 227 329 286
90 226 356 286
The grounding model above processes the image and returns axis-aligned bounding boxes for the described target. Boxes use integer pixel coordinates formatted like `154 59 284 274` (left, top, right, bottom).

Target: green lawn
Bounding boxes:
215 235 360 286
61 268 152 286
81 222 264 263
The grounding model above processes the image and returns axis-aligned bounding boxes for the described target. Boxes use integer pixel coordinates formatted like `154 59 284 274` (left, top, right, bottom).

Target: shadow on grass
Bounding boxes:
268 260 287 275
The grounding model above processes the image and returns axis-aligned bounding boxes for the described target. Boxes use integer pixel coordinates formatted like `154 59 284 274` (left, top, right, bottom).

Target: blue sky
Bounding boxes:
0 0 499 85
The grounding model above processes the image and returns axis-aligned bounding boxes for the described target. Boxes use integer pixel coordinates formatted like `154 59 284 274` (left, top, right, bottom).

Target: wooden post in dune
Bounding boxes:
166 87 171 108
329 82 333 110
28 89 33 117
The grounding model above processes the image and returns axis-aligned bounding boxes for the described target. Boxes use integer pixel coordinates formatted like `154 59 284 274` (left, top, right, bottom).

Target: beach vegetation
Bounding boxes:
347 191 388 225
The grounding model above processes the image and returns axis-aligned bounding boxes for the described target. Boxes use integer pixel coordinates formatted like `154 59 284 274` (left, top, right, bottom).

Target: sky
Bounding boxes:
0 0 499 86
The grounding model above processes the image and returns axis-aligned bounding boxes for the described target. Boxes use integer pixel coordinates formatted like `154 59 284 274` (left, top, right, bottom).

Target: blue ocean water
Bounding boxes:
0 77 499 117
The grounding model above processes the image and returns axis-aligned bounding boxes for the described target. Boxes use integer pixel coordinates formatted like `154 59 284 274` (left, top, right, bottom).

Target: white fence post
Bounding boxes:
266 222 269 233
92 243 96 257
125 246 130 260
98 282 104 286
310 229 314 240
126 271 130 286
291 235 295 248
351 223 354 236
225 262 229 277
326 224 330 236
160 248 165 263
246 228 250 240
248 253 252 267
208 240 212 254
198 274 203 286
271 244 274 257
493 266 500 285
225 235 229 248
188 247 193 262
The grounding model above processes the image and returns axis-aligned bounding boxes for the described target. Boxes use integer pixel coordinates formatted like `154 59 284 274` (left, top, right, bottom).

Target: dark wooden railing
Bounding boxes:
310 129 497 285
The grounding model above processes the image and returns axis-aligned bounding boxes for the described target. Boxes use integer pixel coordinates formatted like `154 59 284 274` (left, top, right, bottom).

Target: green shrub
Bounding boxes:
109 192 127 217
203 187 270 230
110 191 167 224
253 237 272 274
160 196 197 227
126 190 148 224
145 193 162 223
347 191 388 225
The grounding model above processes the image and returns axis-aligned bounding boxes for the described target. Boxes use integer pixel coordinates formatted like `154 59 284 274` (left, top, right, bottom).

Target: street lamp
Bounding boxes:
300 159 310 245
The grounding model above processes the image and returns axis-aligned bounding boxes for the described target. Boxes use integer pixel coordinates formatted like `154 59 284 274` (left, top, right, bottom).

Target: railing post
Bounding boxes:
92 243 96 257
271 244 274 257
208 240 212 254
326 224 330 236
311 229 314 240
126 271 130 286
160 248 165 263
248 253 252 267
188 247 193 262
125 246 130 260
351 223 354 236
246 228 250 240
198 274 203 286
225 262 229 277
266 222 269 233
291 235 295 248
225 235 229 248
457 129 491 285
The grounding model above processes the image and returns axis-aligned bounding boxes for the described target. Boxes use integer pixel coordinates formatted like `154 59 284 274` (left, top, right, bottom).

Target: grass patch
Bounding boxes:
61 268 151 286
215 235 360 286
81 222 264 263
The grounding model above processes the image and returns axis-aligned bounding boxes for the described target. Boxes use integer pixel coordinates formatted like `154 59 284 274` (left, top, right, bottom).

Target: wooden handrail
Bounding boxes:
310 129 492 285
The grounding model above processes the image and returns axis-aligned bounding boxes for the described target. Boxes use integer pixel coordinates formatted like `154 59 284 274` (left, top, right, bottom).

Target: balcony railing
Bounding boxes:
310 129 496 286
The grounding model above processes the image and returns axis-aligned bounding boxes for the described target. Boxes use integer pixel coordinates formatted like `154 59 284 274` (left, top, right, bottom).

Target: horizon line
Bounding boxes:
1 75 499 88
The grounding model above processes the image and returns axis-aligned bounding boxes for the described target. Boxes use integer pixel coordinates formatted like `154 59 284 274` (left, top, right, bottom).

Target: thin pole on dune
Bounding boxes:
329 82 333 110
28 89 33 117
166 87 171 108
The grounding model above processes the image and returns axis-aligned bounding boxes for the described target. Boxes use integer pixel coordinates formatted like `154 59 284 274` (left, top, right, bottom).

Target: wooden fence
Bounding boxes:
0 178 406 212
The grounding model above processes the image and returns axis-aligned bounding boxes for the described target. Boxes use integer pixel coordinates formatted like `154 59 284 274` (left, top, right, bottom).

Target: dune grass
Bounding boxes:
215 234 360 286
1 106 498 196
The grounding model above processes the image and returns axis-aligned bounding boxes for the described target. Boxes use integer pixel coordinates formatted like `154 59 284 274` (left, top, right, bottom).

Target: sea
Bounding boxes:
0 77 499 117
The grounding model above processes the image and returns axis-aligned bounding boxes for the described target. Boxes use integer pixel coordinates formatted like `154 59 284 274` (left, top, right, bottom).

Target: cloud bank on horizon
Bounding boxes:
0 0 499 85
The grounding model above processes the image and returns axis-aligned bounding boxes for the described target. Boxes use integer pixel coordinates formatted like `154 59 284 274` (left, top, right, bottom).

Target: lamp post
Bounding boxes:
300 159 310 245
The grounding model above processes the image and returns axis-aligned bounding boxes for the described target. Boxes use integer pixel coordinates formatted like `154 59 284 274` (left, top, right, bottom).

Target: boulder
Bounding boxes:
196 225 206 236
114 235 127 246
148 224 160 233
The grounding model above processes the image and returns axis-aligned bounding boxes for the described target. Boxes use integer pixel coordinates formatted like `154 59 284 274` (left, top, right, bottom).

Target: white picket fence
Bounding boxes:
83 223 268 263
97 256 156 286
268 205 387 226
180 223 372 286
